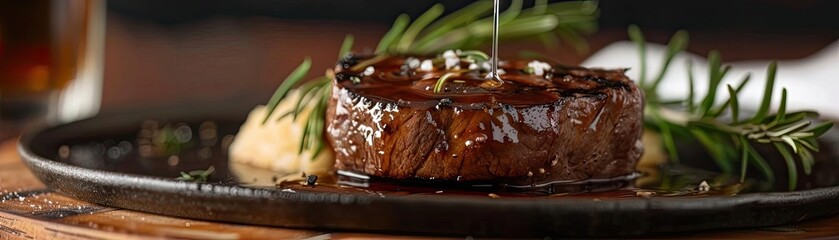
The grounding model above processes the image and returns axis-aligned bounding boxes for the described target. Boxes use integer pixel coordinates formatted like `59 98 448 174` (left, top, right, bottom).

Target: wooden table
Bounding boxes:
2 138 839 239
3 19 839 239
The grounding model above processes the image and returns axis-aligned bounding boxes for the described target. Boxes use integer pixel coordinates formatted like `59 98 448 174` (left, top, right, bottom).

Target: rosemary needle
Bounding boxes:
262 1 599 160
630 25 832 190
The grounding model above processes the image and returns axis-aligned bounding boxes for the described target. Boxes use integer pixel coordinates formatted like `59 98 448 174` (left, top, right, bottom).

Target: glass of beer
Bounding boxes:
0 0 105 138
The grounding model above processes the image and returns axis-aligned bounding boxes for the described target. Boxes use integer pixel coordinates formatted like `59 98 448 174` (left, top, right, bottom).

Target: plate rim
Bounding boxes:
16 112 839 237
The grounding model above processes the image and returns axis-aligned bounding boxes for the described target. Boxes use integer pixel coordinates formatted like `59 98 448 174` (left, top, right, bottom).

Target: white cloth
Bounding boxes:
582 40 839 118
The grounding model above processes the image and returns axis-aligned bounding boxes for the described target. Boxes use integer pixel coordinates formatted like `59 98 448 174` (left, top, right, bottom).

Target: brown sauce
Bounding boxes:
51 119 839 200
334 55 632 109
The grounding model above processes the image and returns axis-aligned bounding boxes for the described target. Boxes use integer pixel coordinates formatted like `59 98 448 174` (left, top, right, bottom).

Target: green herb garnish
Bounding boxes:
257 2 834 190
261 1 598 159
630 25 833 190
433 72 460 93
176 166 215 182
262 58 312 124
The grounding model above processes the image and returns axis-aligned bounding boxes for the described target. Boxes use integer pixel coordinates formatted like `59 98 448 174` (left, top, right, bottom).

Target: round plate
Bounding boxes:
17 108 839 237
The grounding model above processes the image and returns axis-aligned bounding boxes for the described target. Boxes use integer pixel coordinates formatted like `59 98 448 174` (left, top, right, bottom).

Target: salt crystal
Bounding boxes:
363 66 375 76
406 58 420 69
698 181 711 192
527 60 552 76
420 60 434 71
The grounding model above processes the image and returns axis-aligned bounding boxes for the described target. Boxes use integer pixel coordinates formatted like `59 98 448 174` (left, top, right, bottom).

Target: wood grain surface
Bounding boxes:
2 138 839 239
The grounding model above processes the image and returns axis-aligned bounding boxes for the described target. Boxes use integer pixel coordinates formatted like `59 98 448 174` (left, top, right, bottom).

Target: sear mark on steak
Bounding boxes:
325 55 644 185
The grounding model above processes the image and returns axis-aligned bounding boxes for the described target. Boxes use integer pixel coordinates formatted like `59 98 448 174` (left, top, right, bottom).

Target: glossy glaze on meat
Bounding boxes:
325 55 644 185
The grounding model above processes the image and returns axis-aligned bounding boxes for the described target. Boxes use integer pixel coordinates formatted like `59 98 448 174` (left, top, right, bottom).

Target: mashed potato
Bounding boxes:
229 89 334 174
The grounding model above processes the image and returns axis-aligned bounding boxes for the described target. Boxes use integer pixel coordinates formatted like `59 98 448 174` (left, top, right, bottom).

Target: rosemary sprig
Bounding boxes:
262 58 312 124
338 35 354 58
261 1 599 159
290 77 330 121
176 166 215 182
459 50 490 62
631 25 833 190
384 0 598 54
376 14 410 54
433 72 460 93
395 3 445 53
256 2 833 191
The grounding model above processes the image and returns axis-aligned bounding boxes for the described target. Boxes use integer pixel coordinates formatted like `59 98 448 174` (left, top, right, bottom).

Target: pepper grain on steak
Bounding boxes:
325 55 644 185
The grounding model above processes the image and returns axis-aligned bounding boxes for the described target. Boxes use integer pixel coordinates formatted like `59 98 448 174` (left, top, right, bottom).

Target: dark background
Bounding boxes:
2 0 837 125
108 0 839 32
99 0 838 114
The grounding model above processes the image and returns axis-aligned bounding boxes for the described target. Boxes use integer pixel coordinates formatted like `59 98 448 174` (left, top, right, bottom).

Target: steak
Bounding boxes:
325 54 644 185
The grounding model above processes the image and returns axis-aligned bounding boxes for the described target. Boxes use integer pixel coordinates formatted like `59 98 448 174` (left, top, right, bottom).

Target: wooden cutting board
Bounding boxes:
1 138 839 239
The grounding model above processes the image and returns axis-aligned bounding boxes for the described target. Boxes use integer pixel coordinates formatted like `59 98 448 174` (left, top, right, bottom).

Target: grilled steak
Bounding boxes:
325 54 644 185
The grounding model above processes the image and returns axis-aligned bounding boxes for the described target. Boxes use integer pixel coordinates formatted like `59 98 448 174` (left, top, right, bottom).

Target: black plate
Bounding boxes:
17 108 839 237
